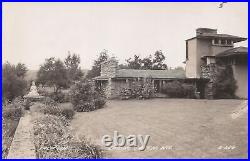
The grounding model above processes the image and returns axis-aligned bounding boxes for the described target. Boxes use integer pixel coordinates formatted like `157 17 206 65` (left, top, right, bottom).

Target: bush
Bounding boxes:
214 65 237 99
39 89 70 103
23 99 32 110
94 91 106 109
120 77 155 100
120 88 133 100
70 81 106 112
50 91 70 103
40 103 74 120
182 84 196 99
162 81 196 98
33 114 102 159
2 104 23 120
162 81 184 98
42 97 57 106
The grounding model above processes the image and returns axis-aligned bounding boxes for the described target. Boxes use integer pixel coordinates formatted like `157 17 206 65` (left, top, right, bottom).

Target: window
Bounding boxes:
206 57 216 65
214 38 219 44
227 40 232 45
221 39 226 45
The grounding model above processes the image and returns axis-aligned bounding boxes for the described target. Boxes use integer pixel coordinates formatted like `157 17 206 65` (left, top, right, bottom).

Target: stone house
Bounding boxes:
185 28 248 99
94 57 188 98
94 28 248 99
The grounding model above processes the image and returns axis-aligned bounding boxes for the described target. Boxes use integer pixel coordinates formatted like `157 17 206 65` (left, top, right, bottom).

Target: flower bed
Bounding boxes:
33 101 102 159
2 98 24 158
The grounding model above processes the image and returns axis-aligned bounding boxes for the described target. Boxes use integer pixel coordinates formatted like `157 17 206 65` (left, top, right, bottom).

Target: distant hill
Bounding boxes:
24 69 89 81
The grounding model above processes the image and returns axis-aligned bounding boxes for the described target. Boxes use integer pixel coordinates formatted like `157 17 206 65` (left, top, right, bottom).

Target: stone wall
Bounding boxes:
100 57 119 98
100 57 118 78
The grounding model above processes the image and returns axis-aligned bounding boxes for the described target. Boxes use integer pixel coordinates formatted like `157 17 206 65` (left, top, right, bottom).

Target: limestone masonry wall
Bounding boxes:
100 57 118 78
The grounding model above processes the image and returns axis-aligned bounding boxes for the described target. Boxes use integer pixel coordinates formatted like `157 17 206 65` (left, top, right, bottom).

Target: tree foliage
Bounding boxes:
64 51 83 83
126 55 142 69
123 50 168 70
86 50 109 79
214 65 237 99
37 57 69 93
2 62 28 101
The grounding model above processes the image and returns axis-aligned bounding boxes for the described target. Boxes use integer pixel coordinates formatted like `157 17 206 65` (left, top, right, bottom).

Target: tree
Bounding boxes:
64 51 83 83
125 51 167 70
141 55 153 70
2 62 28 101
15 63 28 78
126 55 142 69
152 50 168 70
37 57 69 94
86 50 109 79
214 65 237 99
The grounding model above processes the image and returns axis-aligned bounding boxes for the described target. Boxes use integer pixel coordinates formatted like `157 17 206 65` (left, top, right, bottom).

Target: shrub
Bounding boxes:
70 81 106 112
214 65 237 99
120 77 155 100
120 88 132 100
93 91 106 109
42 97 57 106
162 81 184 98
23 99 32 110
40 103 74 120
2 104 23 120
162 81 196 98
182 84 196 98
140 77 155 99
33 114 102 159
52 92 71 103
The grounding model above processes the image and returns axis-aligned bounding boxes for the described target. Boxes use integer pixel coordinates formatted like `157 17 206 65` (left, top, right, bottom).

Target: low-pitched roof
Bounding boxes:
94 69 186 80
216 47 248 57
116 69 185 79
186 33 247 42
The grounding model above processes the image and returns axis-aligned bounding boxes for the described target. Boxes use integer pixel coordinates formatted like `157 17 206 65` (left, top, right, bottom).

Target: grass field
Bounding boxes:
70 99 248 158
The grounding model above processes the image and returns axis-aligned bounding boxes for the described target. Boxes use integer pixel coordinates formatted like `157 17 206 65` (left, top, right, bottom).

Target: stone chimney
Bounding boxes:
100 57 118 78
196 28 217 36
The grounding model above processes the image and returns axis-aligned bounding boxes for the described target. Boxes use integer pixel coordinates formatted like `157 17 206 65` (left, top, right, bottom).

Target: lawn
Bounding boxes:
70 99 248 158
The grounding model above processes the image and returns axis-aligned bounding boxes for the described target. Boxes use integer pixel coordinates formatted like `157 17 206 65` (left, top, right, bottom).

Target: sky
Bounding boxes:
2 2 248 70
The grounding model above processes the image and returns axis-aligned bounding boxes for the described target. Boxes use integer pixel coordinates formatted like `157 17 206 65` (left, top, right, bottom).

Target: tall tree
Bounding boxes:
126 55 142 69
2 62 27 101
64 51 83 83
125 51 167 70
152 50 168 70
15 63 28 78
86 50 109 79
141 55 153 70
37 57 69 93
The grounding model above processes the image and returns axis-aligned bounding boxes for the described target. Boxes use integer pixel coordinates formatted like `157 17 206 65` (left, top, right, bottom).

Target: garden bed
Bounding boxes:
2 118 20 158
31 102 102 159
